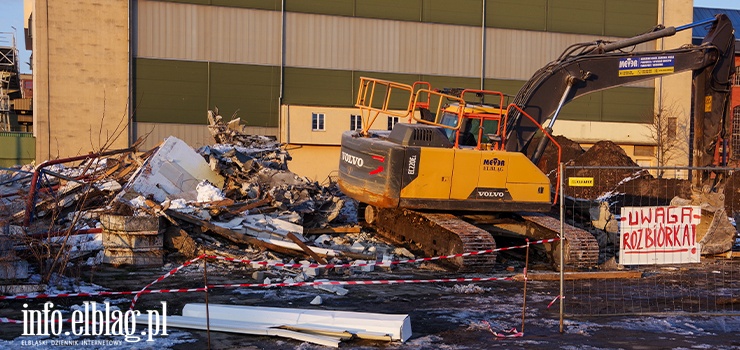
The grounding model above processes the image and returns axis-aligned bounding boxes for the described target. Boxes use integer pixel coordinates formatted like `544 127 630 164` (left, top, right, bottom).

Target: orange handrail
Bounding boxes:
505 103 561 205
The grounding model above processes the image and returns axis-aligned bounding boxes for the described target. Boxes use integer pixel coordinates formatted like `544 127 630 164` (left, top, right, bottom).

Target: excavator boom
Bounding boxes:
506 14 735 178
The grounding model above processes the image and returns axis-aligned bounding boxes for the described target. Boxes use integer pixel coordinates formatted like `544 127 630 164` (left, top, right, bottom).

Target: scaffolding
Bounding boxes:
0 32 19 132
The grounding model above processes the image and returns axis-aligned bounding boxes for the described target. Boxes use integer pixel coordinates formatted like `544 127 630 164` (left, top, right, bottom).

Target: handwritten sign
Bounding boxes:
619 206 701 265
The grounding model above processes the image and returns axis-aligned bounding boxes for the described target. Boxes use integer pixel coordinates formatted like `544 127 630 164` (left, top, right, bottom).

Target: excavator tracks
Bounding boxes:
368 207 599 271
371 208 497 272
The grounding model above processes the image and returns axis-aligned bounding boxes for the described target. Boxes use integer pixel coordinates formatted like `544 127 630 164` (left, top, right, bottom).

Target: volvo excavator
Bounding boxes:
337 15 735 270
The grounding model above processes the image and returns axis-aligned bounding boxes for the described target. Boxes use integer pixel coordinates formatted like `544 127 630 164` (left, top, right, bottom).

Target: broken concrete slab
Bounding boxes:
122 136 224 203
672 194 736 255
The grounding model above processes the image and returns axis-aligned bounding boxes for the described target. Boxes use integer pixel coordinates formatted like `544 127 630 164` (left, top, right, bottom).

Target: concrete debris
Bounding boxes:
314 280 349 295
310 295 323 305
122 136 225 203
0 111 391 292
671 192 736 255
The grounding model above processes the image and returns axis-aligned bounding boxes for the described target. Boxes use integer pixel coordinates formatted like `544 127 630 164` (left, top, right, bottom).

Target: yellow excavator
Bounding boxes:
337 15 735 270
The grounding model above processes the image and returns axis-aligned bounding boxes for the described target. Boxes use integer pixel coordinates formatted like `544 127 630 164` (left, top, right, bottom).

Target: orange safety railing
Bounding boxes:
411 88 465 131
355 77 415 135
458 89 507 150
505 103 562 205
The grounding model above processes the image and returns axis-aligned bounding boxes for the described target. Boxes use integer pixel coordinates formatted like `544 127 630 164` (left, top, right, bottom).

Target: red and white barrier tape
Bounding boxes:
209 276 512 289
547 295 564 308
129 254 206 310
0 238 558 311
208 237 560 270
481 321 524 338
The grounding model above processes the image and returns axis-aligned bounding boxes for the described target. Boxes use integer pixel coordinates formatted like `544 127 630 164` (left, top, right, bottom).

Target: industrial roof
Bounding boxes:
693 7 740 39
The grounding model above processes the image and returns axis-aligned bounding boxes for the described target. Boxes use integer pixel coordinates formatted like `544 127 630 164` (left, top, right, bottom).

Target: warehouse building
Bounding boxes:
24 0 704 179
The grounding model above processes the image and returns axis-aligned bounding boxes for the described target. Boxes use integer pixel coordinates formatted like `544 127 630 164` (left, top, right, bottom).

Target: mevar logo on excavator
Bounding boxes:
619 57 639 69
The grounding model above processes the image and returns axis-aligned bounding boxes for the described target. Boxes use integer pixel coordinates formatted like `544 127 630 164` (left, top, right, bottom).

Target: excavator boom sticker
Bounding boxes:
618 55 675 77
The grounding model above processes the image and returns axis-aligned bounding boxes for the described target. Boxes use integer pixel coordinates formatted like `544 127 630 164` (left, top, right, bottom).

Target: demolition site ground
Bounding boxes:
1 116 739 349
0 256 738 349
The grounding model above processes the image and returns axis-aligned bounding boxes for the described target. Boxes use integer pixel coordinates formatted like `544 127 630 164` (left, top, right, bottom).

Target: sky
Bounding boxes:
0 0 30 73
0 0 739 75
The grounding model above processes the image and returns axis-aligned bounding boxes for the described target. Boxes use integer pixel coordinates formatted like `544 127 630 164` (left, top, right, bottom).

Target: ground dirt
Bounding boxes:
0 255 738 349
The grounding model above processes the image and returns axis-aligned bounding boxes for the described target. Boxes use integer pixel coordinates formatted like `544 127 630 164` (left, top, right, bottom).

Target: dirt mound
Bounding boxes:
530 135 585 175
572 141 638 167
723 171 740 216
564 141 644 200
606 177 692 213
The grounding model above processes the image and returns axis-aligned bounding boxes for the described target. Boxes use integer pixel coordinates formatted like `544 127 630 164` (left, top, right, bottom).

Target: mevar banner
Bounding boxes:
619 206 701 265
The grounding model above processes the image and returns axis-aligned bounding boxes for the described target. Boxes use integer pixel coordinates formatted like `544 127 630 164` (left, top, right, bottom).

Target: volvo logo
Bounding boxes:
341 151 364 167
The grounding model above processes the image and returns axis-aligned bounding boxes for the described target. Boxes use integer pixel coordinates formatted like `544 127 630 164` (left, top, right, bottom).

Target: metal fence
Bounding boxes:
559 165 740 316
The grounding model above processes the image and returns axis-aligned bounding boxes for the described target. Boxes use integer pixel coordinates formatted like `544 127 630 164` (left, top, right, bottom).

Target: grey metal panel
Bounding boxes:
138 0 653 86
485 28 654 88
137 0 281 65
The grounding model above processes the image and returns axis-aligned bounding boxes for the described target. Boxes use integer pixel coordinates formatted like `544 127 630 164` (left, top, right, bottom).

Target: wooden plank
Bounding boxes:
165 209 304 258
305 226 362 235
512 270 642 281
286 232 328 264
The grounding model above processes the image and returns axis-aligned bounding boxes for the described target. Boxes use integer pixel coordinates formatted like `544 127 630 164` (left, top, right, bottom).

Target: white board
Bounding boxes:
619 206 701 265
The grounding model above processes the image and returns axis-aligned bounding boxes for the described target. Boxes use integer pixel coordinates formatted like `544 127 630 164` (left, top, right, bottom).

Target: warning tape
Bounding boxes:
208 237 560 270
208 276 513 289
0 238 557 310
481 321 524 338
129 254 206 310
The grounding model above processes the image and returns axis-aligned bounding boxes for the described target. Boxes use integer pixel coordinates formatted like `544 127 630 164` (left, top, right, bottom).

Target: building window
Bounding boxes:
387 116 399 130
732 106 740 159
312 113 325 131
735 66 740 86
350 114 362 131
667 117 677 141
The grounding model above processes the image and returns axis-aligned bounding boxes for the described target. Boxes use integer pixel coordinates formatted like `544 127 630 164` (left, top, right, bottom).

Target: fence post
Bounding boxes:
559 162 565 333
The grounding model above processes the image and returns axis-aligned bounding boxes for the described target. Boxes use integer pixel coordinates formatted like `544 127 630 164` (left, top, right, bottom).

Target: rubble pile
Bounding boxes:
1 110 400 291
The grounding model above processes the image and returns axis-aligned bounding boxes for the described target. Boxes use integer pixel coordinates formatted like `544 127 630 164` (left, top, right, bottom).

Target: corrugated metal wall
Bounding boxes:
153 0 658 37
0 132 35 167
135 0 660 132
135 122 278 150
137 1 655 82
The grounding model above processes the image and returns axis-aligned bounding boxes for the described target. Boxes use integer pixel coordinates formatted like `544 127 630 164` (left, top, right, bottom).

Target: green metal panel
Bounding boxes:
213 0 281 10
209 63 280 127
487 0 547 32
605 0 658 37
547 0 605 35
208 63 280 127
0 132 35 167
423 0 482 26
484 79 524 104
559 92 603 121
286 0 354 16
356 0 422 22
601 87 654 123
283 67 354 106
134 59 208 124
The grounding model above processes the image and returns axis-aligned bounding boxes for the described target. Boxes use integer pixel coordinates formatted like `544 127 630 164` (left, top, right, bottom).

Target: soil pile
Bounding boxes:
529 135 585 175
564 140 645 199
723 170 740 217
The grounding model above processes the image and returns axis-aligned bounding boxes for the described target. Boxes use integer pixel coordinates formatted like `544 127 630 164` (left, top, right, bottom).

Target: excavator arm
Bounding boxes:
504 14 735 180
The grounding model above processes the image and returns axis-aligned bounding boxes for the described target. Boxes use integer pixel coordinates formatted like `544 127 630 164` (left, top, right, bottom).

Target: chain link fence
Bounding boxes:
559 165 740 316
